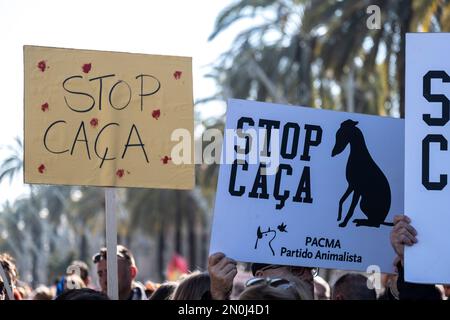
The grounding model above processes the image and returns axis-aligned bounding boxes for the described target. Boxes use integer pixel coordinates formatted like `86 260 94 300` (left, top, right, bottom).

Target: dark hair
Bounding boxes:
69 260 89 282
332 273 376 300
149 282 178 300
55 288 110 300
92 245 136 266
251 263 270 276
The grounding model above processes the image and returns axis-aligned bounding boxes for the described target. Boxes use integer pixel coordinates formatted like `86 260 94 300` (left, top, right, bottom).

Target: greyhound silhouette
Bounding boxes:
254 226 277 256
331 119 393 228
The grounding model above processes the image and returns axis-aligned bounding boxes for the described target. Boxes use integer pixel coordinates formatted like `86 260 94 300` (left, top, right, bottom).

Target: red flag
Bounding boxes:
166 253 188 281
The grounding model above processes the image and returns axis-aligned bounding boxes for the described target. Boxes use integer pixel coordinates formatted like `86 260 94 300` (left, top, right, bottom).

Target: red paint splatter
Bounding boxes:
116 169 125 178
90 117 99 128
152 109 161 120
41 102 49 112
82 63 92 73
38 60 46 72
161 156 172 164
38 164 46 174
173 71 182 80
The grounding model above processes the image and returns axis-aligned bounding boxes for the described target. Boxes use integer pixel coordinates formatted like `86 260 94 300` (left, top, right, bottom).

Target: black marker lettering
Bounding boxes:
94 123 119 168
109 80 132 111
89 74 115 111
70 121 91 159
135 74 161 111
43 120 69 154
121 124 149 162
63 75 95 113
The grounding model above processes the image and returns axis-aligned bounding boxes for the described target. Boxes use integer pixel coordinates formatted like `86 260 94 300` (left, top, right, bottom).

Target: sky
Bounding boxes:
0 0 251 203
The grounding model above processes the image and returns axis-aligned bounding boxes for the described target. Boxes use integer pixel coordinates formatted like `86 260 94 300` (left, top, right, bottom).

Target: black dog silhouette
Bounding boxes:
331 120 393 228
254 226 277 256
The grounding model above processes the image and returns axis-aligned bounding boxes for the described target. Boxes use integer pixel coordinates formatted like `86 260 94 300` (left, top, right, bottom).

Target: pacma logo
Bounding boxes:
305 236 341 248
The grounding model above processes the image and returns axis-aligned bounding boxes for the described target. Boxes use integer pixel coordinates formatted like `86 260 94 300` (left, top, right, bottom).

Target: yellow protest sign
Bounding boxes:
24 45 194 189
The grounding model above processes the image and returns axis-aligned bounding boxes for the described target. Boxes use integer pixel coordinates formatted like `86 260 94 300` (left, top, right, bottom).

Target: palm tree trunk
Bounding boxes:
31 250 39 288
201 214 209 269
174 191 183 254
188 212 197 270
80 229 88 262
158 222 166 282
298 36 314 106
346 65 355 113
246 54 288 104
125 232 132 248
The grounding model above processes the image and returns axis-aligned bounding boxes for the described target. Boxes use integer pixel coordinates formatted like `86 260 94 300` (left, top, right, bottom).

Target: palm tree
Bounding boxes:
0 197 46 286
0 137 106 284
0 137 23 183
196 117 224 208
0 202 26 263
65 186 105 261
0 137 42 285
302 0 450 117
125 188 205 280
208 0 450 116
208 1 313 106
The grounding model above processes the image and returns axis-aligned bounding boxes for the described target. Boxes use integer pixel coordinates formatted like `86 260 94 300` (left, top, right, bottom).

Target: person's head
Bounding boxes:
64 274 86 292
314 275 331 300
15 281 32 300
171 271 211 300
148 282 178 300
444 284 450 298
251 263 316 297
93 245 138 300
332 273 376 300
32 285 54 300
68 260 90 286
55 288 110 300
239 277 307 300
0 253 18 300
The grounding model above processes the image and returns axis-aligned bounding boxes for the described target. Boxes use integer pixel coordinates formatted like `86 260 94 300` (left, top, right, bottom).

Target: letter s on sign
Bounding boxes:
423 70 450 126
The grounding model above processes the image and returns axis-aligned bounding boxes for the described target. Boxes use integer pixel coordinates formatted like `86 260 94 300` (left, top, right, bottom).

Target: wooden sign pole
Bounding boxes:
105 188 119 300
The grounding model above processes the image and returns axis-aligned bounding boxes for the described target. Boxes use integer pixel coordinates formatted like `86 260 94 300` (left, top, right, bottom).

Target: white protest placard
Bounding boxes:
210 99 403 273
405 33 450 284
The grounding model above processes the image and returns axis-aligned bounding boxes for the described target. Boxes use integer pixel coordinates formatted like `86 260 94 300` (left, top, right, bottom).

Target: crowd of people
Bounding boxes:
1 214 449 300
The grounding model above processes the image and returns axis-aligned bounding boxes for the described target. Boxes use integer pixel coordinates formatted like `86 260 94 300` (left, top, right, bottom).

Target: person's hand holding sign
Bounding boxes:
390 215 418 266
208 252 237 300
